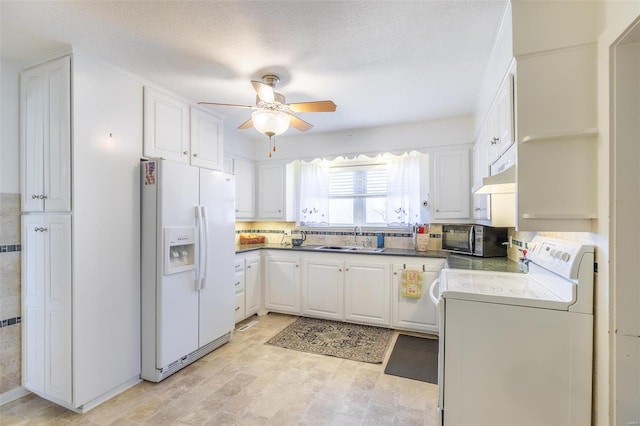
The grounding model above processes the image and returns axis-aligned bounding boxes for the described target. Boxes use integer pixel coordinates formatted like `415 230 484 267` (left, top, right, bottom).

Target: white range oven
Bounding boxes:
429 236 594 426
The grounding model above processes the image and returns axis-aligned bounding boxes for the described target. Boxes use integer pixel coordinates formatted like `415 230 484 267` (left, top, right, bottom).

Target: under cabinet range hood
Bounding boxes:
474 166 516 194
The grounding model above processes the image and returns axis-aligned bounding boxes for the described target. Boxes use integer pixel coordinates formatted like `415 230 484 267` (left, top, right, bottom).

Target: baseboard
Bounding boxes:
77 375 142 413
0 387 30 406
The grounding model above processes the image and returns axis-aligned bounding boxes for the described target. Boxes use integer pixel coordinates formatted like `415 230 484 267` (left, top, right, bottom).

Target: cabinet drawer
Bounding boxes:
235 292 245 322
234 271 245 293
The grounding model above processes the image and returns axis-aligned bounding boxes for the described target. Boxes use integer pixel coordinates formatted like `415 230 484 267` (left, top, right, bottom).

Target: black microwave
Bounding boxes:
441 225 508 257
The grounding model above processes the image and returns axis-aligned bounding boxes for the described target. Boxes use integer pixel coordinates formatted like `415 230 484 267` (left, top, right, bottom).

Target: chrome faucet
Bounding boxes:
353 225 362 246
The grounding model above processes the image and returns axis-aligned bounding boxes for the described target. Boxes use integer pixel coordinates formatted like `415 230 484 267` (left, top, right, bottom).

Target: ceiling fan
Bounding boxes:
198 75 336 156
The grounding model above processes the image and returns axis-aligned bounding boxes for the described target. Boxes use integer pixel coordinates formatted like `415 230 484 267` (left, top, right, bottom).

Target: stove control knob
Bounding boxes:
554 250 563 259
550 249 557 257
561 252 571 262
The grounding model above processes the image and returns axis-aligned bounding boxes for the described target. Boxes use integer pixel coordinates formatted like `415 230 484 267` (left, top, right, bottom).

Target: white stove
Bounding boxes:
434 236 595 426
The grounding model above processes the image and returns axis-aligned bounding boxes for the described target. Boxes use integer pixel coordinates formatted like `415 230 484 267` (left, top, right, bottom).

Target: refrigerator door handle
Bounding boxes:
200 206 209 289
195 205 203 290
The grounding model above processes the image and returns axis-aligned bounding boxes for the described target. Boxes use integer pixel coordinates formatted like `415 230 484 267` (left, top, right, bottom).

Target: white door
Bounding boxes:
344 260 390 326
302 258 344 320
245 256 261 316
431 149 470 220
265 254 300 314
156 161 200 367
198 169 236 346
143 87 190 163
392 265 439 333
190 107 224 171
257 163 285 219
21 56 71 213
234 158 255 219
22 214 72 403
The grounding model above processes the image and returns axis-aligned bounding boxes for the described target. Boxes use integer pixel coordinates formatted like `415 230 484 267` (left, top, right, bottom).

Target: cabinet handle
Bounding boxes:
34 227 48 232
475 207 481 211
490 137 499 145
338 268 342 272
235 307 240 311
436 209 440 212
183 151 188 155
32 194 47 199
193 153 198 157
278 210 282 213
345 268 349 272
247 265 251 269
235 281 241 286
296 264 299 268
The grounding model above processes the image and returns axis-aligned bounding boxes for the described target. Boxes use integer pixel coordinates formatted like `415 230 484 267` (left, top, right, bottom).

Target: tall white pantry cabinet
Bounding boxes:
21 53 142 412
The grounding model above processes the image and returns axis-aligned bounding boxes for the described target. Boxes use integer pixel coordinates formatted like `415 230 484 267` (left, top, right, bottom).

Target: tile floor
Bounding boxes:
0 313 439 425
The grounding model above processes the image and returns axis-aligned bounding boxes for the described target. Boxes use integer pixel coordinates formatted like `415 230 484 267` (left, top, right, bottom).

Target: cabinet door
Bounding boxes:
22 214 72 403
431 149 471 220
472 141 490 221
234 158 256 219
391 265 439 333
257 163 285 219
344 260 390 326
143 87 190 163
264 254 300 314
496 75 514 158
190 107 224 171
302 258 344 321
21 56 71 213
245 257 262 316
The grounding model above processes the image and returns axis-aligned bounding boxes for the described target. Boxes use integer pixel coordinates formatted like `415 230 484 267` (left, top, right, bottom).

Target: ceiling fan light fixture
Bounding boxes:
251 109 290 137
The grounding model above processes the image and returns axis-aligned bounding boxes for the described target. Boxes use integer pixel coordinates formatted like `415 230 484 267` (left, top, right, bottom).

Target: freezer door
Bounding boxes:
198 169 236 347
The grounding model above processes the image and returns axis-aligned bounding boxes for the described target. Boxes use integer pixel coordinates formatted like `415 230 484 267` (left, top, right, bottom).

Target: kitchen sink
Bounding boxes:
314 245 385 253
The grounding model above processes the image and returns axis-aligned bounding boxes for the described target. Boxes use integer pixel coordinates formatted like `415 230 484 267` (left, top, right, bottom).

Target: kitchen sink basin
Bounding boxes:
314 245 385 253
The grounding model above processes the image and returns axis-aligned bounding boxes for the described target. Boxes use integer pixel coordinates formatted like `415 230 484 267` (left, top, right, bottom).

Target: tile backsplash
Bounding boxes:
0 193 22 395
235 222 443 251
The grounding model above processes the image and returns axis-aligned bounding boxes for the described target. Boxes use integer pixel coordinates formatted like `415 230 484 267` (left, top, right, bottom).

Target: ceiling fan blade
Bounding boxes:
251 80 275 103
237 118 254 130
289 114 313 132
198 101 255 109
287 100 337 113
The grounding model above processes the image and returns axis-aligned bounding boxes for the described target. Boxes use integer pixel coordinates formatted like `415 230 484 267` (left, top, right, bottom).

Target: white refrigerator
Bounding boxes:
140 159 235 382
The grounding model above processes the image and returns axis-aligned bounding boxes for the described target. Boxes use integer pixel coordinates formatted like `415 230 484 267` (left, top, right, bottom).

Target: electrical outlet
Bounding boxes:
284 229 292 236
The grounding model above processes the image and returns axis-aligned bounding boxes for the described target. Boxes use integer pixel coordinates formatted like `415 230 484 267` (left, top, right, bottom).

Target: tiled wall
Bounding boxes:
0 193 22 395
236 222 444 251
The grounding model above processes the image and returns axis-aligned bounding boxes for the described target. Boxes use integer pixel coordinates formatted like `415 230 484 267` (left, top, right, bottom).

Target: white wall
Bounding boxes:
248 115 474 162
1 57 20 193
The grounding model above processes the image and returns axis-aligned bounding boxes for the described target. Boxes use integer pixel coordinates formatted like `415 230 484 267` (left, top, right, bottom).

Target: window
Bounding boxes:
328 165 387 225
297 152 425 227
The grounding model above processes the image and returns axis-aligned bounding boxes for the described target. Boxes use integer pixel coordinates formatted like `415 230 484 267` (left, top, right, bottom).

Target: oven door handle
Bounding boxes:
429 277 440 306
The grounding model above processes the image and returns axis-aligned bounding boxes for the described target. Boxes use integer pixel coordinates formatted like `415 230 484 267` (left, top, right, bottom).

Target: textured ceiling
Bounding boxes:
1 0 507 137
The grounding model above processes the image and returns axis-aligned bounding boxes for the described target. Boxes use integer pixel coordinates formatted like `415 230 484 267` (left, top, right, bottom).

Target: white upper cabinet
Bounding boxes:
143 88 224 171
487 75 515 166
21 56 71 213
143 87 190 163
234 158 256 219
190 107 224 171
257 162 286 220
431 148 471 221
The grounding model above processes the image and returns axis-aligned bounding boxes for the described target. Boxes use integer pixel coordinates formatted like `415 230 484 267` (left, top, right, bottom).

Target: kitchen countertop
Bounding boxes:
235 244 520 273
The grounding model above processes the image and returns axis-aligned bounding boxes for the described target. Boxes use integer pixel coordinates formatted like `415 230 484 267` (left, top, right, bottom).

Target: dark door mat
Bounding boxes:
384 334 439 384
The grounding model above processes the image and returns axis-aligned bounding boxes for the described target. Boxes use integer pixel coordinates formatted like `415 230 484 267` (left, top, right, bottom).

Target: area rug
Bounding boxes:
384 334 439 384
265 317 393 364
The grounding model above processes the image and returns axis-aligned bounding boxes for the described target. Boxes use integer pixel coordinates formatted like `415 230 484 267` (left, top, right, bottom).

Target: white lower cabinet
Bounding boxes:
344 260 391 327
235 253 262 322
261 251 444 331
264 252 301 314
22 214 72 403
391 259 446 334
302 256 344 321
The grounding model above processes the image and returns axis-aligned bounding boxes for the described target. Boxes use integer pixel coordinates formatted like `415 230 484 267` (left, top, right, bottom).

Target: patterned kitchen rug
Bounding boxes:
384 334 439 383
265 317 393 364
